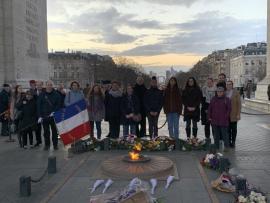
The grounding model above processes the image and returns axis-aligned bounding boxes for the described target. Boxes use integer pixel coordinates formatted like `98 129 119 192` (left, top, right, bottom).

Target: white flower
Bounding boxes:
238 195 247 203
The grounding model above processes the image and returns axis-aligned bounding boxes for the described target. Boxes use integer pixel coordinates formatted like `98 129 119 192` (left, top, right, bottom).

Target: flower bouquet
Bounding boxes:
201 153 223 170
236 190 267 203
211 172 235 193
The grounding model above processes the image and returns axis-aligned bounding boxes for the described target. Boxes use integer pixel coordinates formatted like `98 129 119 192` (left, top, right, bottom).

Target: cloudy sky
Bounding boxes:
47 0 267 71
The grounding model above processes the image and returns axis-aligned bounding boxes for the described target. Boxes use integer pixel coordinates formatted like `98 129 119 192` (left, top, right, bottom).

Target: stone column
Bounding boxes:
254 0 270 100
267 0 270 77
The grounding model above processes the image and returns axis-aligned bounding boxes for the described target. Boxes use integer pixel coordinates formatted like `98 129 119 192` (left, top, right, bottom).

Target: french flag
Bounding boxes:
54 100 91 146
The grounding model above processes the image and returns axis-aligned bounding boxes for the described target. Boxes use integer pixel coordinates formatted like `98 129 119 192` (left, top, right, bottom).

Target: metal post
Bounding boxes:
236 177 247 195
48 156 57 174
209 144 217 154
104 138 110 151
219 157 230 172
19 176 31 197
205 138 211 150
175 139 181 150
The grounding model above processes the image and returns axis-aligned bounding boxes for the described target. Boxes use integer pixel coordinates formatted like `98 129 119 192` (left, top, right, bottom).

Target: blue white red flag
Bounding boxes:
54 99 90 145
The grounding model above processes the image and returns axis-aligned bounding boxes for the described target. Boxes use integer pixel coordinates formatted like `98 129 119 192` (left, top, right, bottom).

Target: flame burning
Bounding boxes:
129 143 142 160
129 151 140 160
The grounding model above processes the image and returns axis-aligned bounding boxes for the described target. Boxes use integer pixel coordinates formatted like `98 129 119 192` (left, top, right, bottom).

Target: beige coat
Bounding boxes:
230 89 241 122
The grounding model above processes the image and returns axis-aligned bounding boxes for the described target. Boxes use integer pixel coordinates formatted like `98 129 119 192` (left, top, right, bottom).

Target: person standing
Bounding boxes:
10 85 24 147
83 83 91 98
133 76 147 137
163 77 182 139
105 81 122 139
144 76 163 139
208 86 231 150
17 91 37 149
226 81 241 148
201 78 216 141
87 84 105 139
121 84 140 136
64 81 84 107
37 80 61 150
182 77 202 143
33 81 45 147
267 84 270 101
56 83 66 108
0 84 11 137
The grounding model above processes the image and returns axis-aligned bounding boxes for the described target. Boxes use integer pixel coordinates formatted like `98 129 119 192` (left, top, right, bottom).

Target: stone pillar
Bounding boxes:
254 0 270 101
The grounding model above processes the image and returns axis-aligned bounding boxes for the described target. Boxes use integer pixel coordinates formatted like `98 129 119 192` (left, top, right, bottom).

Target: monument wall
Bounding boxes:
0 0 49 86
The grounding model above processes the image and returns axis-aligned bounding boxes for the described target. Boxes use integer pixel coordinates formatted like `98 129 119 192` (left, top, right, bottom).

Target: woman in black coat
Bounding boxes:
16 91 37 149
121 84 140 136
182 77 202 143
104 81 123 138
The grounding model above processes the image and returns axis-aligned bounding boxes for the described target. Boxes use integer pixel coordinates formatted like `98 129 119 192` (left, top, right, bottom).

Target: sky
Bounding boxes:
47 0 267 72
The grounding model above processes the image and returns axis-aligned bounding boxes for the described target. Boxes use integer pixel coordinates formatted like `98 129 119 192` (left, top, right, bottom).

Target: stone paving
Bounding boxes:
0 107 269 203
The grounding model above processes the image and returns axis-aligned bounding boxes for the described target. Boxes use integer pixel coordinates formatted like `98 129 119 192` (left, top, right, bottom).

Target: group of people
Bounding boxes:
0 73 241 151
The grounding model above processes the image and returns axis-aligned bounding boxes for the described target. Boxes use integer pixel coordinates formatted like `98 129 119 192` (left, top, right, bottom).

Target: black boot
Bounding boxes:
185 128 191 138
192 128 198 138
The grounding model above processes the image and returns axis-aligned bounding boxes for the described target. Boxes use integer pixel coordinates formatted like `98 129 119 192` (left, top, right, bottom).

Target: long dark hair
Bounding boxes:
166 77 179 89
88 84 104 99
185 77 198 89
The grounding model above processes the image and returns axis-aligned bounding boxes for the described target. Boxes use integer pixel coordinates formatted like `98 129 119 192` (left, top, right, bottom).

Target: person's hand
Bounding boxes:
126 115 130 118
150 112 155 116
38 117 43 124
129 113 134 117
187 107 195 111
49 112 54 117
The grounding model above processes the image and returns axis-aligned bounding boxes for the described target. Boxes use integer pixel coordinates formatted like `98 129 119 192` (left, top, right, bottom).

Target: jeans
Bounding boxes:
42 117 58 147
109 118 120 139
185 118 198 138
90 121 102 139
1 120 9 136
212 125 229 149
166 113 180 139
136 115 146 137
204 121 213 139
35 123 42 144
228 122 237 146
123 124 136 136
22 127 33 146
147 113 159 138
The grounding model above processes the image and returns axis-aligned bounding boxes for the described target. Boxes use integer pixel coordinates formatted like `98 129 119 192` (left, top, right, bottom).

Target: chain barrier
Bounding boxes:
30 169 48 183
158 119 167 129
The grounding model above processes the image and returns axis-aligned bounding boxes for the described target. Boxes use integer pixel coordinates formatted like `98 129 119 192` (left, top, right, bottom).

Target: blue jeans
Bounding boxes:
185 118 198 138
123 124 136 136
166 113 180 139
90 121 102 139
212 125 229 148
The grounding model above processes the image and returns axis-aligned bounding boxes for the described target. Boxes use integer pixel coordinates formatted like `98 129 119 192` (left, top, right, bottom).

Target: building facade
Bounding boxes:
0 0 49 86
49 52 114 87
230 42 267 87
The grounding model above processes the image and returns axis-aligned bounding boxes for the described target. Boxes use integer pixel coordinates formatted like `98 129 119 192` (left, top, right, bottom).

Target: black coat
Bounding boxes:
37 90 61 118
0 90 10 121
144 87 163 114
16 98 37 131
200 97 209 125
121 94 140 125
56 90 66 108
182 87 202 122
133 84 147 116
104 92 122 121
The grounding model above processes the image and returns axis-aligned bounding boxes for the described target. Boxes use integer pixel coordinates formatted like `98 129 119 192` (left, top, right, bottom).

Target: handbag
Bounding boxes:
132 113 142 122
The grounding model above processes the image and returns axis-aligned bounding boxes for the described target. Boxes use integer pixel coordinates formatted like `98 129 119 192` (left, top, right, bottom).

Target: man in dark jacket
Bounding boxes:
0 84 11 136
133 76 147 137
104 81 122 138
32 81 45 147
16 91 37 148
144 77 163 138
37 80 61 150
